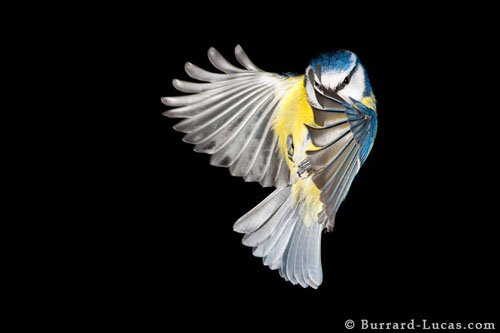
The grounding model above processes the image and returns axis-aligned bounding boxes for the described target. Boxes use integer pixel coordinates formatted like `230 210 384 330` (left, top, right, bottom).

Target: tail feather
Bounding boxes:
242 195 291 247
251 201 292 257
282 220 303 285
306 222 323 286
233 188 290 233
295 221 311 288
301 223 315 287
234 187 324 289
264 208 297 269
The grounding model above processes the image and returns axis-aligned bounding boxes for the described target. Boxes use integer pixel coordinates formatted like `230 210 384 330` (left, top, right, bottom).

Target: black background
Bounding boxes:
153 10 498 329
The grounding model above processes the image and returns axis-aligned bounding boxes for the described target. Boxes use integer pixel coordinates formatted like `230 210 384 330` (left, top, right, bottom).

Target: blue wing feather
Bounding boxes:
304 70 377 228
347 97 377 164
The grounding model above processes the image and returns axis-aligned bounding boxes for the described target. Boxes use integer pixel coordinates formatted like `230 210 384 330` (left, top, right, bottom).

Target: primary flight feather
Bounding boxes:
162 45 377 288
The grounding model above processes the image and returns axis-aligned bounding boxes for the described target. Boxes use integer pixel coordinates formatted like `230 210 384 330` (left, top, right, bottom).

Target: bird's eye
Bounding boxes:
343 76 350 85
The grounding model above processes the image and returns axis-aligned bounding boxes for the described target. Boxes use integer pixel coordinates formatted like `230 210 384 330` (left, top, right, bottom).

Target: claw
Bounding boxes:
297 158 313 179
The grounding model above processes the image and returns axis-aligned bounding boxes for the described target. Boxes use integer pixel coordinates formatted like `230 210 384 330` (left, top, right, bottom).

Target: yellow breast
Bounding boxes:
361 94 377 111
272 76 323 226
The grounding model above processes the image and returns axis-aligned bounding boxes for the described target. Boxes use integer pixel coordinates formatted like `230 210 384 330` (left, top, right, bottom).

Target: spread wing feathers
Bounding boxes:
162 45 298 188
305 68 377 227
234 187 324 288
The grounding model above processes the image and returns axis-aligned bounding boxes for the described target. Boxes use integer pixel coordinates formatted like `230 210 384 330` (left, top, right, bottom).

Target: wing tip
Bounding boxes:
233 44 262 72
192 144 211 153
184 61 194 72
207 46 217 57
232 223 246 234
171 78 182 90
161 96 177 107
172 121 191 132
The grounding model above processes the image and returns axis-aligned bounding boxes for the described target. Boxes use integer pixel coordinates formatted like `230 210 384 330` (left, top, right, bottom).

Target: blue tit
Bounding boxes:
162 45 377 288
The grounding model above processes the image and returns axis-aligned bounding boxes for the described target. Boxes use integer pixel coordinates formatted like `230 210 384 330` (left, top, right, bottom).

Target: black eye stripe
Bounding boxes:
336 60 359 92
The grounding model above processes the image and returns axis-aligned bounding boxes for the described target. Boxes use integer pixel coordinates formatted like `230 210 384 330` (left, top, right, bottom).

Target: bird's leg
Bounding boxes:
288 133 314 178
286 134 294 162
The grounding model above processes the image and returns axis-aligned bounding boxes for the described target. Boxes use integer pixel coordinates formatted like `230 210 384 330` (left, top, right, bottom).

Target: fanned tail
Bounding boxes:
233 187 324 288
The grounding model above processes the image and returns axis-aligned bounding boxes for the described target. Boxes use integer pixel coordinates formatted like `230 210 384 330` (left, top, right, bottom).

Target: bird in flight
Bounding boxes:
162 45 377 288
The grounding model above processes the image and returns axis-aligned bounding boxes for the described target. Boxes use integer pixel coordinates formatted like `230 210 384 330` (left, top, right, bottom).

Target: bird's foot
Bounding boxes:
297 158 313 179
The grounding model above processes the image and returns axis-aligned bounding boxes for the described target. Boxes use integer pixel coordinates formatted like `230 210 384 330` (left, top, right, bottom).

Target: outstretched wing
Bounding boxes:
304 68 377 229
162 45 300 188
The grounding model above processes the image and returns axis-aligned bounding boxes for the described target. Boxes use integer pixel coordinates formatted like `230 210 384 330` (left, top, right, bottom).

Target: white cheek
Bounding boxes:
340 69 365 101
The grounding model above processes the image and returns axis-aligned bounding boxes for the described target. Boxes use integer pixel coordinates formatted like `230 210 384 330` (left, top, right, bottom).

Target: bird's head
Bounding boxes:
305 50 373 104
